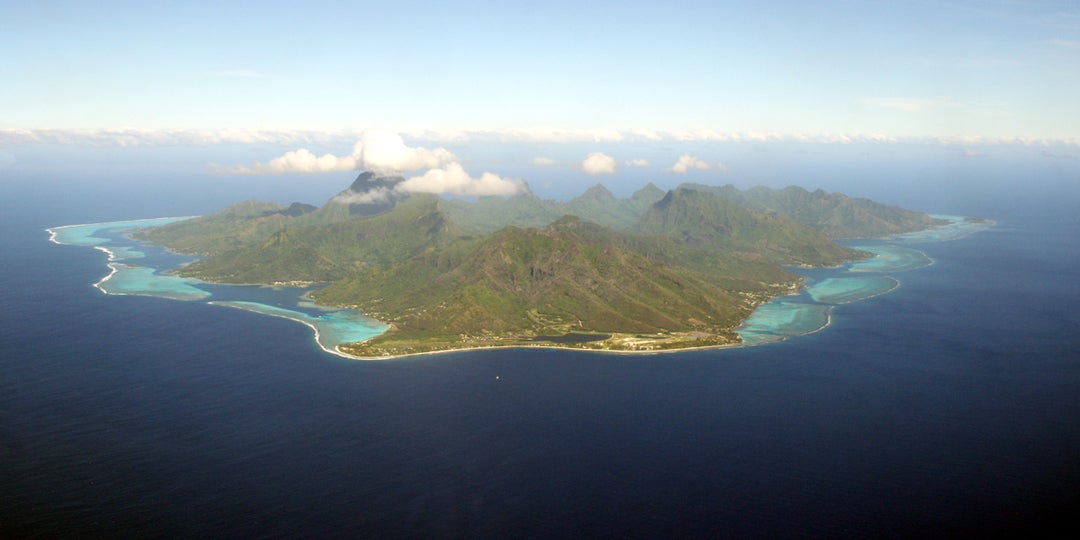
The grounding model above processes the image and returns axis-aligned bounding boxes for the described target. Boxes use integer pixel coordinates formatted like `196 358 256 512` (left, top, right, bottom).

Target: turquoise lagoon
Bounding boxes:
736 215 993 346
49 214 991 356
47 218 387 357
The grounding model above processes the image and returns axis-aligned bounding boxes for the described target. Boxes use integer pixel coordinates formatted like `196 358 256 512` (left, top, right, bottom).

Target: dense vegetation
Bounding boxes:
136 172 940 356
680 183 944 238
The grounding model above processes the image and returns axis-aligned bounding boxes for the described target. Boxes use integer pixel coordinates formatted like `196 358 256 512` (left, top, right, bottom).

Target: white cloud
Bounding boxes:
222 147 359 175
581 152 617 175
3 128 1078 150
218 130 519 197
398 162 524 196
627 128 662 141
357 130 456 173
625 158 650 168
532 157 557 166
0 127 362 148
668 154 720 174
218 130 457 175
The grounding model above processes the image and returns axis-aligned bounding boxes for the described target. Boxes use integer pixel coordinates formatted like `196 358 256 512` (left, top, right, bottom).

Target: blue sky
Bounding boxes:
1 0 1078 201
4 0 1078 137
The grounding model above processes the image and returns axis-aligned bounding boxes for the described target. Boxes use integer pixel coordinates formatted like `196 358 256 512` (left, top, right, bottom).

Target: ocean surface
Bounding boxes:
3 177 1080 538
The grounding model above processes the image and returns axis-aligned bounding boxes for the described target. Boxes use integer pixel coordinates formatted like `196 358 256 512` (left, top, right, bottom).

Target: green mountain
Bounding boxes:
420 180 938 242
135 199 298 255
172 195 459 284
681 183 943 238
638 188 863 266
562 183 668 229
440 185 561 235
135 171 414 255
314 217 794 356
440 181 667 234
137 172 941 356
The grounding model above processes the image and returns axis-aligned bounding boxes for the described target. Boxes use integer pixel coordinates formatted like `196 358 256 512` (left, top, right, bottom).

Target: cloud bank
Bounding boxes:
398 162 523 196
225 130 524 198
225 148 360 174
668 154 728 174
582 152 617 175
4 127 1078 149
223 131 458 175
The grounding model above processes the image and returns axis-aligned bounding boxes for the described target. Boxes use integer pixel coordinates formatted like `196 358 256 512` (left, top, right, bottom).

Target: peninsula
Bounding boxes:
135 173 943 357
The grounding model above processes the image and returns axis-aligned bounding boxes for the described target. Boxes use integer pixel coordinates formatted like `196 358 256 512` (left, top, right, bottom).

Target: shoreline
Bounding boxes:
338 335 751 361
51 211 991 362
208 301 366 360
46 216 200 246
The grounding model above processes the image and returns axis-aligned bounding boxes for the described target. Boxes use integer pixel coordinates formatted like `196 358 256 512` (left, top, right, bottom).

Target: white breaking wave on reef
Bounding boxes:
48 217 384 354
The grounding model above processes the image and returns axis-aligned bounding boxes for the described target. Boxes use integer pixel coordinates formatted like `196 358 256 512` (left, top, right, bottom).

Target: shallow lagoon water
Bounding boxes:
735 301 832 346
209 301 387 357
47 219 387 354
808 276 899 304
735 215 992 345
99 264 212 301
848 245 932 273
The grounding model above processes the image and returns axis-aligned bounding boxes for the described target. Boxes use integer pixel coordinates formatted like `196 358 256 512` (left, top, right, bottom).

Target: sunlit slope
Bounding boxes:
313 217 792 343
135 200 303 254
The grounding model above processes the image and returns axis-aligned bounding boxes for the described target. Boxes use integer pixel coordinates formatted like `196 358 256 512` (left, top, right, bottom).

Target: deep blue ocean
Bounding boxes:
3 172 1079 538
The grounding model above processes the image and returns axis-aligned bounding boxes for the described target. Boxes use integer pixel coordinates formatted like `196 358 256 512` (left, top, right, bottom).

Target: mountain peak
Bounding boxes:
348 171 405 193
579 183 616 201
631 182 665 201
328 171 410 218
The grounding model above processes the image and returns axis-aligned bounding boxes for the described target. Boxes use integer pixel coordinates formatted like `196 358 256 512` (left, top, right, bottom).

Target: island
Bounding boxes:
134 173 945 358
